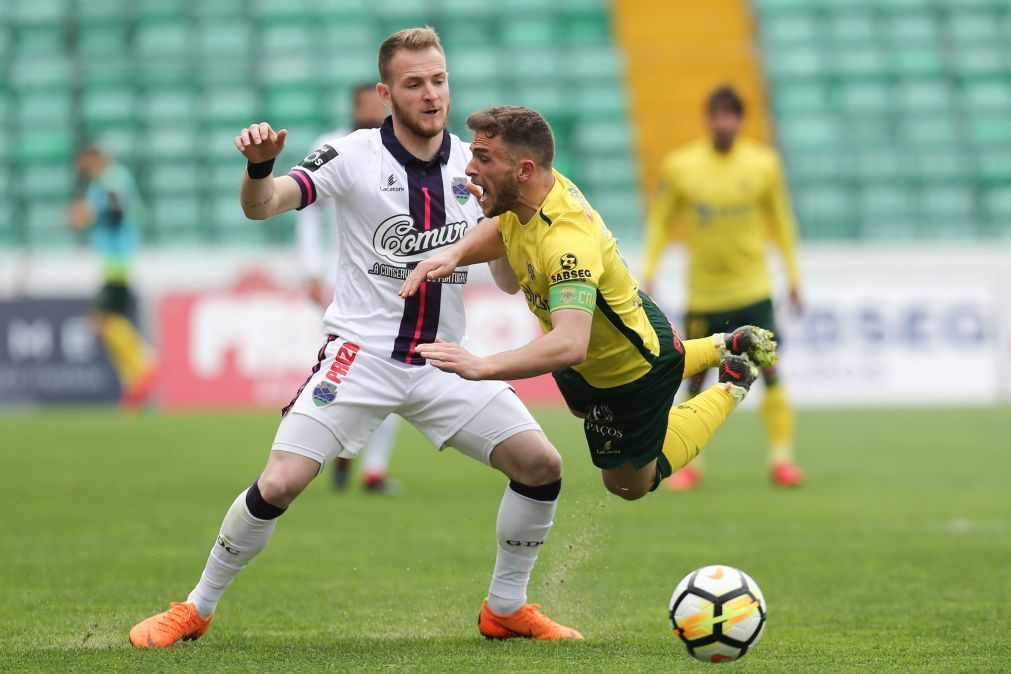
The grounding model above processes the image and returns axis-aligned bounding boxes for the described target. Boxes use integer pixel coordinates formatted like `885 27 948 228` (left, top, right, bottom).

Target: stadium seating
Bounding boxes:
0 0 637 247
754 0 1011 239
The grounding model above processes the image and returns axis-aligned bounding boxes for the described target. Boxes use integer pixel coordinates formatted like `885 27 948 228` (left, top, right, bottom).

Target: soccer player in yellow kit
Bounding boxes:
644 86 805 489
401 106 777 499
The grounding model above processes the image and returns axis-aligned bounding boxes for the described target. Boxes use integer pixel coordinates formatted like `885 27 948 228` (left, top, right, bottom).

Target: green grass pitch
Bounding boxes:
1 406 1009 672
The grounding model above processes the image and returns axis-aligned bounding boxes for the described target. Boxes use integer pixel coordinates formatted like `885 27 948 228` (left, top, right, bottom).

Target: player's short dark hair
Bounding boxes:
352 81 375 102
706 85 745 117
378 27 444 84
466 106 555 167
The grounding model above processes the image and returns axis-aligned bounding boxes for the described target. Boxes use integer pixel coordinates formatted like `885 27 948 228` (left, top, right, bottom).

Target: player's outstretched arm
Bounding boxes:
488 256 520 295
399 216 506 297
416 309 592 381
235 122 302 220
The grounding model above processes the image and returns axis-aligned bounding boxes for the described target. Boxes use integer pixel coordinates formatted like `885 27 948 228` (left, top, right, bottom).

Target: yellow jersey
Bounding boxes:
497 169 658 389
644 137 801 313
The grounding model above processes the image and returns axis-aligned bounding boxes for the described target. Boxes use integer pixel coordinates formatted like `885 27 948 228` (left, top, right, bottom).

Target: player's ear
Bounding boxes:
376 82 391 107
517 158 537 182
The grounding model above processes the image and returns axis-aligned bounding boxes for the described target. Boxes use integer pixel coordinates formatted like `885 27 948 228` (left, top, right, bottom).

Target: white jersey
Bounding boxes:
288 117 482 366
294 128 349 280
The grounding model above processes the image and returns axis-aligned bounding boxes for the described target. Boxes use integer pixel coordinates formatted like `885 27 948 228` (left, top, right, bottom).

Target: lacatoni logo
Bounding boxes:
373 215 469 264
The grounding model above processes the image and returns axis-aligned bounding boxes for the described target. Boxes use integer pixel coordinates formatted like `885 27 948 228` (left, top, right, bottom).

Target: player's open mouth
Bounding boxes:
422 109 440 117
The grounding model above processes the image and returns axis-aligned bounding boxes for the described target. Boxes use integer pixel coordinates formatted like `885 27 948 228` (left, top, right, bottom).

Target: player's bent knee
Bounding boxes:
258 452 319 508
603 479 648 501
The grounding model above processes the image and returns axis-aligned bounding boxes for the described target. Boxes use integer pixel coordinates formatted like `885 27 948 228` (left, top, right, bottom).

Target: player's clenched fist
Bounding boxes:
234 122 288 163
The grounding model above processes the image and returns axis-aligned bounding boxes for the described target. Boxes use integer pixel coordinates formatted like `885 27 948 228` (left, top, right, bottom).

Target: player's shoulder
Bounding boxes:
446 130 473 164
663 139 709 171
737 137 782 167
297 128 380 171
539 173 602 242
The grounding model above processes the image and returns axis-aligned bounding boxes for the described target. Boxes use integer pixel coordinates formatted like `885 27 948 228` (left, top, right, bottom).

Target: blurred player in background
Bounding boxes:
69 144 156 409
402 106 777 501
297 82 399 494
643 85 805 490
130 28 581 647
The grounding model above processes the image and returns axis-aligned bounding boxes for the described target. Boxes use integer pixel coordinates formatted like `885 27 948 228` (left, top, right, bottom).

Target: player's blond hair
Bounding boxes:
378 27 445 83
466 106 555 167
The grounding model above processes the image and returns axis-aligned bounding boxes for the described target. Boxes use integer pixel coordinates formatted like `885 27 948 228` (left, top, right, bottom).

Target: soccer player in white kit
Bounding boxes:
129 28 582 647
297 82 401 493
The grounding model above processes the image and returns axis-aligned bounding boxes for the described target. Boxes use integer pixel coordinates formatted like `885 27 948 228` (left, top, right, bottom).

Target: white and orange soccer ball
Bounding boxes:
669 565 767 663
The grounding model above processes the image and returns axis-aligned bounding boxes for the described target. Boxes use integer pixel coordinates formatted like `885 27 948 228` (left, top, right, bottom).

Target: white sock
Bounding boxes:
186 490 278 618
487 483 558 616
361 415 398 477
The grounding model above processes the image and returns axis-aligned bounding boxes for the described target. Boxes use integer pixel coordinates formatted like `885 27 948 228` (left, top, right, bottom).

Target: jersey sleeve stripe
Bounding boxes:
288 168 317 210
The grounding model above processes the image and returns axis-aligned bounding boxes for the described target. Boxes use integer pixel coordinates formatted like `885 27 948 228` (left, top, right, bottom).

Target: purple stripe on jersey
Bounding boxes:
288 168 316 210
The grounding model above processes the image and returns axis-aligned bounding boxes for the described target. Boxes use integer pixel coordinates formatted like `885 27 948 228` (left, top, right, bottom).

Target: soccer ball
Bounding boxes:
669 565 766 663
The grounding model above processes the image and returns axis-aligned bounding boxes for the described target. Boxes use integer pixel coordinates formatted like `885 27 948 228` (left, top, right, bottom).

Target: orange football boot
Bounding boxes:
664 465 702 492
771 462 806 487
478 600 583 640
129 602 212 648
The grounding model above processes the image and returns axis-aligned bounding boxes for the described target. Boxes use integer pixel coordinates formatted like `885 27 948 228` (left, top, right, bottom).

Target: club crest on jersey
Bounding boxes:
373 214 469 264
452 177 470 204
312 381 338 407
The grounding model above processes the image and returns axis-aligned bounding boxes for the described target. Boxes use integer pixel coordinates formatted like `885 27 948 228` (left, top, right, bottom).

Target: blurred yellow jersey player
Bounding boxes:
402 106 779 501
644 85 805 490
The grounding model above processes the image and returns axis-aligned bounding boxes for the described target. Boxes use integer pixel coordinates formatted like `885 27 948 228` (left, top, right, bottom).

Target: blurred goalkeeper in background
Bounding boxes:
296 83 399 494
643 85 804 490
69 144 156 409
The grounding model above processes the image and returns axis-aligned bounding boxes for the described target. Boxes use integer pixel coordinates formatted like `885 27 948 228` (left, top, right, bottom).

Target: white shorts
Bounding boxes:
272 336 541 467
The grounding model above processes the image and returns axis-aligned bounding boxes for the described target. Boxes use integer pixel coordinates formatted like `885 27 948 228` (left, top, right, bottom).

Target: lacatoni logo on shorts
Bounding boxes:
373 215 469 264
312 381 338 407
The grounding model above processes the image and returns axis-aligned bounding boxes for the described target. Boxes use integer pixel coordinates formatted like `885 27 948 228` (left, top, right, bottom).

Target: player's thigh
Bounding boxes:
600 460 656 501
402 367 524 455
280 339 403 466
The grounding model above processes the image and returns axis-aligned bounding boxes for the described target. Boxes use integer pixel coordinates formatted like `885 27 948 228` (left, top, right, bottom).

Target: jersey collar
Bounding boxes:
380 116 451 167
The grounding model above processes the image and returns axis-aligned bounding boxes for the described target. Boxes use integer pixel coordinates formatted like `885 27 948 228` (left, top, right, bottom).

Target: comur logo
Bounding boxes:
216 535 240 555
586 404 613 422
505 539 544 547
372 215 469 264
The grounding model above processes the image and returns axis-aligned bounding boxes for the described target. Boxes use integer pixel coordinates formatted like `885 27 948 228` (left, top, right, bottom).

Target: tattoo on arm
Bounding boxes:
242 197 272 210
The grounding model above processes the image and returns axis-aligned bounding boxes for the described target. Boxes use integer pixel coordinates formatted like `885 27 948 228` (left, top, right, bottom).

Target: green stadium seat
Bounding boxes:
825 13 879 43
140 88 198 124
149 198 205 245
830 45 888 78
9 55 71 89
76 0 130 25
976 150 1011 184
8 0 65 26
500 18 556 47
760 14 819 43
580 155 637 190
510 49 562 81
265 86 325 125
565 47 622 81
134 21 190 56
145 163 201 197
981 187 1011 220
450 47 500 82
133 0 188 20
93 128 140 164
773 82 833 114
846 117 894 145
880 11 938 46
835 82 892 114
201 89 259 127
920 184 978 221
574 120 632 153
78 26 129 57
899 115 961 146
16 92 72 128
914 150 973 182
794 186 856 233
512 85 570 119
25 206 77 248
855 219 919 241
763 45 826 79
584 190 641 239
79 59 132 86
563 14 611 44
948 13 1002 44
373 0 428 19
435 19 496 48
260 55 316 85
251 0 317 21
81 88 136 127
260 24 312 54
853 147 911 183
18 164 74 200
950 47 1007 78
859 185 918 221
777 114 844 148
572 85 628 118
431 0 497 20
148 125 201 160
198 0 245 18
786 151 853 182
895 79 954 113
961 81 1011 112
966 113 1011 145
196 21 251 57
889 48 943 77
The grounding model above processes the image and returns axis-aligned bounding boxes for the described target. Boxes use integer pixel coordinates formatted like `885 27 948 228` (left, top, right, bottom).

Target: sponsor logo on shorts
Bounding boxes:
585 404 622 439
586 404 613 422
325 341 361 384
312 381 338 407
585 422 623 438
